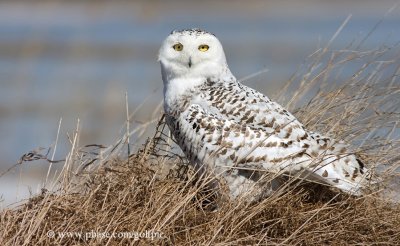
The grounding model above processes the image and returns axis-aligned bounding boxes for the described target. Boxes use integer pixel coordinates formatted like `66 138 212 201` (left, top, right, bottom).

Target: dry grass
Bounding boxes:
1 33 400 245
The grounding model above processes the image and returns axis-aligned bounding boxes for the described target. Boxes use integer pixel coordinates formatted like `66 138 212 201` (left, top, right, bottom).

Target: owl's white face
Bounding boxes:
159 29 230 82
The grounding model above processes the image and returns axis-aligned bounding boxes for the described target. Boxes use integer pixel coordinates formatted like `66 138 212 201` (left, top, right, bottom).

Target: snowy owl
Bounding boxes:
159 28 373 199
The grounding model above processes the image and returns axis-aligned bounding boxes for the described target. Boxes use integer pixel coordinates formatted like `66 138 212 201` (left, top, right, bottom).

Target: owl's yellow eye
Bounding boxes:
198 44 209 52
172 43 183 51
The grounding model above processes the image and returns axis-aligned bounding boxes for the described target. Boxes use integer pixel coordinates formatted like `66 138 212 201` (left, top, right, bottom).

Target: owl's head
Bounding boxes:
159 29 231 82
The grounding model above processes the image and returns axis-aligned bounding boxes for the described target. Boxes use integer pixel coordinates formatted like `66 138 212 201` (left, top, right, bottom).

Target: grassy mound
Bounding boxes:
1 150 400 245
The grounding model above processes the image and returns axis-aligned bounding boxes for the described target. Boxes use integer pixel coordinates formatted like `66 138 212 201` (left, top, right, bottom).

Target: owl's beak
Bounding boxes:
188 57 192 68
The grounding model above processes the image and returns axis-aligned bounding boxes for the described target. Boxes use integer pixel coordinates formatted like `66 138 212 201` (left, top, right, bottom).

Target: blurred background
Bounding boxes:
0 0 399 207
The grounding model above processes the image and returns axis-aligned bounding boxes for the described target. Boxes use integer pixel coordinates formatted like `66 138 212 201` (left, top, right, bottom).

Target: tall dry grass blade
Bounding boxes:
45 117 62 185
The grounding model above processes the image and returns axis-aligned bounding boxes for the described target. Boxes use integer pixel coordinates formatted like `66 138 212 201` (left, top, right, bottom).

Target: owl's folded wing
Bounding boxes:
171 103 371 195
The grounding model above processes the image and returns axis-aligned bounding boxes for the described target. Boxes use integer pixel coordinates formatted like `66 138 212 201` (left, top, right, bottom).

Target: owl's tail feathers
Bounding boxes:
295 170 370 196
293 159 381 196
313 165 381 196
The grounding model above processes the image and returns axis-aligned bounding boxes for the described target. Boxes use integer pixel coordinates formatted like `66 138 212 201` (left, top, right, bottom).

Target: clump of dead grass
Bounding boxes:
1 27 400 245
1 132 400 245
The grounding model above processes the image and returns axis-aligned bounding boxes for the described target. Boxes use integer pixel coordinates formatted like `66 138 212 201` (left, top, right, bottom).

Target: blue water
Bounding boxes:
0 1 399 206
